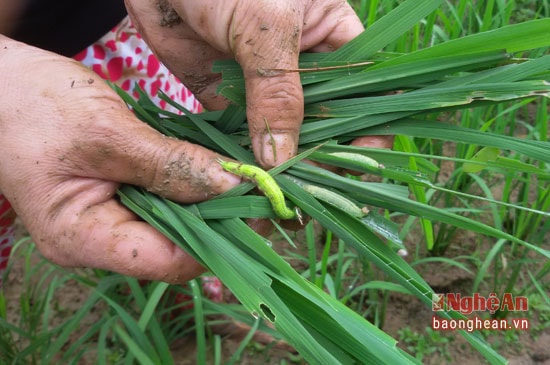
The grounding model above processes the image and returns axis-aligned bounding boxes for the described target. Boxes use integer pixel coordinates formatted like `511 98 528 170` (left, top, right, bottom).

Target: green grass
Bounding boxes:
397 326 453 362
1 0 549 364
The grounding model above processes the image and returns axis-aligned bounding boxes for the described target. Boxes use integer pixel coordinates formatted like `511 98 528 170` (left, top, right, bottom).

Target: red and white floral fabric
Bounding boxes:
0 17 222 302
0 196 15 286
73 17 202 114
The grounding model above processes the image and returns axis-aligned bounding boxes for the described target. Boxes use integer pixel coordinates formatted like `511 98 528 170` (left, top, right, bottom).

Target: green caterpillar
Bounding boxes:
287 176 369 218
302 184 369 218
217 159 298 220
329 152 382 169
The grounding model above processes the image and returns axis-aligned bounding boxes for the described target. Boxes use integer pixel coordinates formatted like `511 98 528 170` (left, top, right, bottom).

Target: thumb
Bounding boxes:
232 3 304 168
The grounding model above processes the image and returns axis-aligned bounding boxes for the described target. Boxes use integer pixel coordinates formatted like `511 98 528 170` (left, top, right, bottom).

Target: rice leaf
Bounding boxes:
285 163 550 259
361 118 550 163
114 325 156 365
369 18 550 68
324 0 444 62
304 50 509 103
305 81 550 117
118 186 419 364
190 279 207 365
97 292 161 364
197 196 276 219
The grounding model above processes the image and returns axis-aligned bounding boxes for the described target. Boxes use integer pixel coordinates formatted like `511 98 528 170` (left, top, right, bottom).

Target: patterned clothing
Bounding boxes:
73 17 202 114
0 197 16 286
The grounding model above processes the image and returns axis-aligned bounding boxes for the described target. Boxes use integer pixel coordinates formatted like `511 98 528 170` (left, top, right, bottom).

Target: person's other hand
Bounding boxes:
0 36 242 284
125 0 393 168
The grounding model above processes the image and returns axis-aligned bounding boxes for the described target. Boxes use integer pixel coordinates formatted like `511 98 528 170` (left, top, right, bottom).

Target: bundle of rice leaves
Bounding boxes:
116 1 550 363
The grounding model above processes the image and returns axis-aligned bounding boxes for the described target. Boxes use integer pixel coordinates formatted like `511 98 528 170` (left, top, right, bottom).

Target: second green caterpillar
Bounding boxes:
217 159 298 220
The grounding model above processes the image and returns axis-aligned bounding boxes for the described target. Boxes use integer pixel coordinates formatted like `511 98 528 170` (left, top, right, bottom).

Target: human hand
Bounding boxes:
124 0 393 168
0 36 242 284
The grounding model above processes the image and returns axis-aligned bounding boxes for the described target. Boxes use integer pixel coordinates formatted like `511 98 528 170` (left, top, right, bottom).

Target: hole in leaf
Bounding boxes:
260 303 275 322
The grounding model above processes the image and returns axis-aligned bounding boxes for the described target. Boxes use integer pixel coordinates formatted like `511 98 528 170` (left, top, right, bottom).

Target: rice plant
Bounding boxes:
111 1 550 363
2 0 549 364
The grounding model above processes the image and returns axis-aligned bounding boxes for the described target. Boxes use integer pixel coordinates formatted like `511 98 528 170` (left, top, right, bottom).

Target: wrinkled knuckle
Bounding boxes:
85 109 132 143
68 117 127 161
66 112 160 181
267 82 302 102
146 146 187 197
256 77 303 107
144 141 214 201
248 76 304 127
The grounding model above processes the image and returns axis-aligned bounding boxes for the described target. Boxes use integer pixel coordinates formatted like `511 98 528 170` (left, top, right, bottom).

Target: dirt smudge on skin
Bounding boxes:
147 152 211 199
156 0 182 27
178 70 219 96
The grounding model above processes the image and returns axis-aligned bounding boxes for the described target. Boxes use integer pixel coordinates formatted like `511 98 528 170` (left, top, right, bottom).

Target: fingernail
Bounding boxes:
258 132 297 168
213 159 242 188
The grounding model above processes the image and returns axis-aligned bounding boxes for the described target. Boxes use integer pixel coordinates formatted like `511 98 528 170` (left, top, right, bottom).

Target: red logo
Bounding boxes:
432 294 445 311
432 293 528 315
